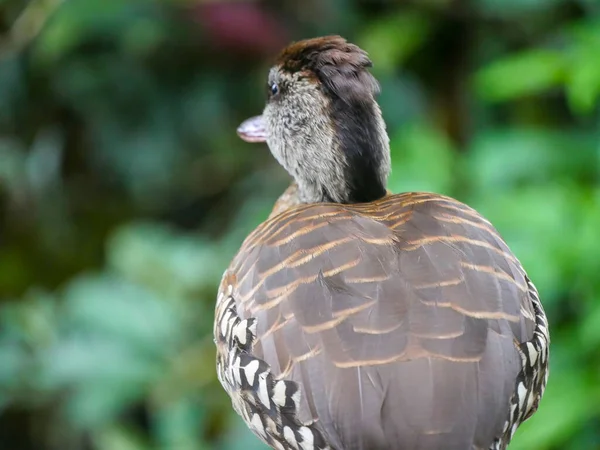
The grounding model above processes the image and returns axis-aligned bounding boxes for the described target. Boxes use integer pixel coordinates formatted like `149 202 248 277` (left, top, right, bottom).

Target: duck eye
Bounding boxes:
269 82 279 97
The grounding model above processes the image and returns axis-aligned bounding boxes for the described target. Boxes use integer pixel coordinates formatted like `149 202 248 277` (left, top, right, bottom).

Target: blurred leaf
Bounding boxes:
475 50 565 101
36 333 161 426
40 338 161 390
69 380 152 428
388 122 455 194
0 289 59 347
573 190 600 285
61 272 182 355
465 128 597 191
566 53 600 114
565 20 600 114
153 398 208 450
579 298 600 353
359 9 432 74
93 425 152 450
107 222 227 297
0 338 25 403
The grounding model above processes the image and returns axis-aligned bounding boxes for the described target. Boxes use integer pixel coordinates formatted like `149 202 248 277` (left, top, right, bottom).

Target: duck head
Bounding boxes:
237 35 391 204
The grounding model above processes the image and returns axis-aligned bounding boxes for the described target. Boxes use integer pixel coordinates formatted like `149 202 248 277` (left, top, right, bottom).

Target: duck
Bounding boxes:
213 35 549 450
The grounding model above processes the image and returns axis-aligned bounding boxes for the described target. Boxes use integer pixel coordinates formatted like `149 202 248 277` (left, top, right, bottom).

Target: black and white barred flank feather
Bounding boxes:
215 283 331 450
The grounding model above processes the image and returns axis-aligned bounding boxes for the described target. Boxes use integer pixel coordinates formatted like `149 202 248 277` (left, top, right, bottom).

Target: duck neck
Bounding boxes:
294 101 390 205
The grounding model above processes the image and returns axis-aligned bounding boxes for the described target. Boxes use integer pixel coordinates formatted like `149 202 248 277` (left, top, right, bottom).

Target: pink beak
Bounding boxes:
237 115 267 143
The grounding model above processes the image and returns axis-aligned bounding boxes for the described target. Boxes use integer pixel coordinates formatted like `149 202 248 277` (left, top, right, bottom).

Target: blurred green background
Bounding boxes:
0 0 599 449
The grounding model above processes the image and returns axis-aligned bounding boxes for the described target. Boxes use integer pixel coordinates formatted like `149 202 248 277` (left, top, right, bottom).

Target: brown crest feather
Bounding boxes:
276 35 379 104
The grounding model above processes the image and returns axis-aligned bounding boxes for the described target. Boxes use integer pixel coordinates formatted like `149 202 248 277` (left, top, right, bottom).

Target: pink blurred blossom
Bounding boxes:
190 1 289 57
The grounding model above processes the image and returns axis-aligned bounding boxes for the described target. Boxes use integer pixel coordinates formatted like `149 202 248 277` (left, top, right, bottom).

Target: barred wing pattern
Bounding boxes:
214 192 549 450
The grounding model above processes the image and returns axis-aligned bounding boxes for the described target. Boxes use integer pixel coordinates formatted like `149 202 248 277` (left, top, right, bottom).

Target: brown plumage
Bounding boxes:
276 36 380 102
214 36 549 450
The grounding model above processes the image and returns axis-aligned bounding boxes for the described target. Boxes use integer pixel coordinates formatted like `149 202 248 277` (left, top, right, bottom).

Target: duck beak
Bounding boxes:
237 115 267 143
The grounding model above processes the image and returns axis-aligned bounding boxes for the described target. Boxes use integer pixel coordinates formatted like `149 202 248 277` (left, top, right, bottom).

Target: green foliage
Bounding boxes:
475 50 566 101
1 0 599 449
358 9 432 75
474 17 600 115
388 122 456 194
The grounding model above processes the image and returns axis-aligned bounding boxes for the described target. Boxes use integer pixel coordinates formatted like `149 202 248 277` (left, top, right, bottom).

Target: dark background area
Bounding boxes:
0 0 599 449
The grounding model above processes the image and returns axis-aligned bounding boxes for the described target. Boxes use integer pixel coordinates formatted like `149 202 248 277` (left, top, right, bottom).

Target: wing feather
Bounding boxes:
221 192 545 450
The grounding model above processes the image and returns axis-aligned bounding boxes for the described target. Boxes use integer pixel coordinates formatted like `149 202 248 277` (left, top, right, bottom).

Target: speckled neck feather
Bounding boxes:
276 36 390 204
